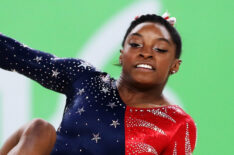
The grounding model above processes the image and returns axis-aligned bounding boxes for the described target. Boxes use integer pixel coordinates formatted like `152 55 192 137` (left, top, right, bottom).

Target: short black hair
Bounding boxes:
122 14 182 58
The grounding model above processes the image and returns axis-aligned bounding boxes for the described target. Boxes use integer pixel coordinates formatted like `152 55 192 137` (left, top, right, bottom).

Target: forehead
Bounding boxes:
129 22 171 41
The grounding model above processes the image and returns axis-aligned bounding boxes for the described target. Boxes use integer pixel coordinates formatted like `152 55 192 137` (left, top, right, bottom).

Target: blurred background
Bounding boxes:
0 0 233 154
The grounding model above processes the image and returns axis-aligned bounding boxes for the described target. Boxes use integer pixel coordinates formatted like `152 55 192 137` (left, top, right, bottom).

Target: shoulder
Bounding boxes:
163 105 197 138
161 105 197 153
179 107 196 129
60 57 105 78
165 105 196 125
74 62 117 89
167 105 197 149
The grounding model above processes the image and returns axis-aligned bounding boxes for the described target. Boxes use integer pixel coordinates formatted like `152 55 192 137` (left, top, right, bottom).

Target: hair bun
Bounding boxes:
162 12 176 26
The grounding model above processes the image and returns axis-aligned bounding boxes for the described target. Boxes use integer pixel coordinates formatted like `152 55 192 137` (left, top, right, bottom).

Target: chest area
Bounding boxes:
53 74 182 154
125 106 182 154
53 75 126 154
61 74 125 132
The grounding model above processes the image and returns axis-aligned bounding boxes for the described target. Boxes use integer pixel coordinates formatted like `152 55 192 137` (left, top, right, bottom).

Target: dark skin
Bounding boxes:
117 22 181 108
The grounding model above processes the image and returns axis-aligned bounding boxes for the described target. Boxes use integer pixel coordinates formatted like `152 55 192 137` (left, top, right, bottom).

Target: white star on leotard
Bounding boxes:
110 120 120 128
52 69 60 78
101 87 109 93
76 107 85 115
101 75 110 83
34 56 42 62
78 61 91 69
91 133 101 143
77 88 85 95
106 102 117 109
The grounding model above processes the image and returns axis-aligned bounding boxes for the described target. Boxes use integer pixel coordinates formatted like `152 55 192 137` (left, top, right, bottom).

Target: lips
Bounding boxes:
135 63 156 71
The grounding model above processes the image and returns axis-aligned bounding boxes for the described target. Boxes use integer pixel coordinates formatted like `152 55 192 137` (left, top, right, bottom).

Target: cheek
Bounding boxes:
121 54 132 71
156 56 173 74
122 51 135 64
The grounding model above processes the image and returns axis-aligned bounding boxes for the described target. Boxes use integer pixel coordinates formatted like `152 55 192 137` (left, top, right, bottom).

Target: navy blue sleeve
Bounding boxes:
0 33 97 94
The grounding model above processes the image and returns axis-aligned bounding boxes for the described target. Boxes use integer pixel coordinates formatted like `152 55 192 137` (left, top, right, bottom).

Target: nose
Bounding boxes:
139 48 153 59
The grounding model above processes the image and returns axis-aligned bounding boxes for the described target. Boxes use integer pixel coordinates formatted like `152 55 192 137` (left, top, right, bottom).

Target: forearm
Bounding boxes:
0 33 98 94
0 34 68 93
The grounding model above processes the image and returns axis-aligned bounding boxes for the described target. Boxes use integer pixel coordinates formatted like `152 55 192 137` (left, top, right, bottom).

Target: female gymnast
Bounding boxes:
0 13 197 155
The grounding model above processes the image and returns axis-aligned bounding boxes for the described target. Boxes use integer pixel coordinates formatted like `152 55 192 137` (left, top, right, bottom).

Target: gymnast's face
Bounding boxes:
119 22 180 87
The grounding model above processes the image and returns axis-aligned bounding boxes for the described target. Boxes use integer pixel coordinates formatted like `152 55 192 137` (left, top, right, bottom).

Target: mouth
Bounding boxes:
135 63 156 71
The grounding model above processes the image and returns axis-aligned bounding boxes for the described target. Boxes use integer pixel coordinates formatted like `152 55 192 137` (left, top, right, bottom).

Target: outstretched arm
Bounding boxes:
0 33 97 94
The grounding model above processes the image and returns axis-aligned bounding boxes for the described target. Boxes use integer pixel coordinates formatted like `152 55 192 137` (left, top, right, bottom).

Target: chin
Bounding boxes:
131 76 157 88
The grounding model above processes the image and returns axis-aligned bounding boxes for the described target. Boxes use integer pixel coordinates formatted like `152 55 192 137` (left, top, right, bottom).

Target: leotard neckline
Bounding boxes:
114 80 180 110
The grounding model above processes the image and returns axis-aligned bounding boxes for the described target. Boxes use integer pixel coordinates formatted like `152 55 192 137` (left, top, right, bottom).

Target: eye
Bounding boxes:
153 48 168 53
129 43 143 48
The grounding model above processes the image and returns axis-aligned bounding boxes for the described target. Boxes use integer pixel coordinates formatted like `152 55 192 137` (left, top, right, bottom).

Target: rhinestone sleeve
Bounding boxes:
0 34 96 94
161 119 197 155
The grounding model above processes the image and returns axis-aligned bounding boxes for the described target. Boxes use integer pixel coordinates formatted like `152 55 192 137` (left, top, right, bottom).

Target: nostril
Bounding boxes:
139 53 153 59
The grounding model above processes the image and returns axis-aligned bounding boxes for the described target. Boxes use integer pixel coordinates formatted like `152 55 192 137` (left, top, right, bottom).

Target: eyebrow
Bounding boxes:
157 38 171 45
130 33 171 45
130 33 143 37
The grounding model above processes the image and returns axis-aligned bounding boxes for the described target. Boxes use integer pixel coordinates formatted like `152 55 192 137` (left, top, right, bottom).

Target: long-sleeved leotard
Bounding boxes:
0 34 197 155
0 34 96 94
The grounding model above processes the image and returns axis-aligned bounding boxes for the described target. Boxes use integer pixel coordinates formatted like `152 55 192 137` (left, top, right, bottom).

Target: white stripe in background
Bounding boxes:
0 70 31 145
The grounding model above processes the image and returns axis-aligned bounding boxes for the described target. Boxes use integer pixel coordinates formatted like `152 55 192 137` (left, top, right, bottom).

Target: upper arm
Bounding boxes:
162 119 197 155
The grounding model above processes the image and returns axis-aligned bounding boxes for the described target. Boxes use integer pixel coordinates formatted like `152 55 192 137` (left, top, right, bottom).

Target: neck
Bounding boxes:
117 76 169 108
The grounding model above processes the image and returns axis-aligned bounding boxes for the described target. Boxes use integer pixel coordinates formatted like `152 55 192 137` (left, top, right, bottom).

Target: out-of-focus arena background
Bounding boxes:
0 0 233 154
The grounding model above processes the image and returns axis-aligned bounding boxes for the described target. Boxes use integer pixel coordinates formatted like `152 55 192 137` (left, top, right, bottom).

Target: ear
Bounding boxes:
119 49 123 65
170 59 182 75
